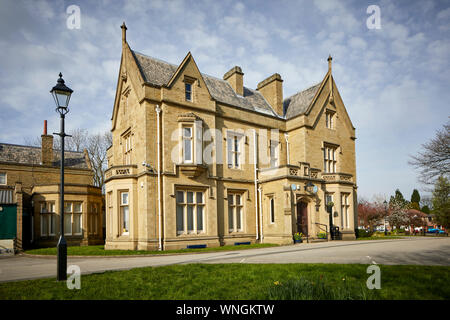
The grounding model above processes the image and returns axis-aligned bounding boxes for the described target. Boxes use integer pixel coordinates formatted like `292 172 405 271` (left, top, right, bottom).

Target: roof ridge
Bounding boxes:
0 142 84 154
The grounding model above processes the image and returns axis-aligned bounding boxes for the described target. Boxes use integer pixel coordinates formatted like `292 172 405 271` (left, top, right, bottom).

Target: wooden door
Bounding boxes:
297 202 308 236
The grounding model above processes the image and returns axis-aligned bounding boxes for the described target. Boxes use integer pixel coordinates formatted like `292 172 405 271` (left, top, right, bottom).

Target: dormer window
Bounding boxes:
325 110 335 129
185 83 192 102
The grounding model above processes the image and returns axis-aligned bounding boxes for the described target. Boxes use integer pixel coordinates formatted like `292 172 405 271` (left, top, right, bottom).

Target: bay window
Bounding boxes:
40 202 56 236
120 191 129 235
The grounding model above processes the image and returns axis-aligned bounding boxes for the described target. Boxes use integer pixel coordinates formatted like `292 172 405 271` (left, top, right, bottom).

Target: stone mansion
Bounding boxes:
104 23 358 251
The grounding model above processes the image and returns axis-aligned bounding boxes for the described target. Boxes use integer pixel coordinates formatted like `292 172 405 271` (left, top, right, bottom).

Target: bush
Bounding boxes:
267 276 373 300
356 229 373 238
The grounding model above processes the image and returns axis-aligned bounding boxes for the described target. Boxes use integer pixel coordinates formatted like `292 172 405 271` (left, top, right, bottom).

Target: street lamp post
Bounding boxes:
384 200 388 236
50 73 73 281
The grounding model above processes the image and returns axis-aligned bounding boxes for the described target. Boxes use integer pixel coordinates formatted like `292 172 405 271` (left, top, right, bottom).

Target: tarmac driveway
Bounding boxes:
0 237 449 283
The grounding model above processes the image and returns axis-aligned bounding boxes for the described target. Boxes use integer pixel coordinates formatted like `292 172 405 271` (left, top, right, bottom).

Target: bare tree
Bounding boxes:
409 121 450 185
53 128 88 152
24 129 111 192
86 131 111 190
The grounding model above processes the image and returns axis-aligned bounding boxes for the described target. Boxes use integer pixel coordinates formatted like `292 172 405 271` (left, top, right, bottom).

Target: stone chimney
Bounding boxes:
41 120 53 166
257 73 284 116
223 66 244 96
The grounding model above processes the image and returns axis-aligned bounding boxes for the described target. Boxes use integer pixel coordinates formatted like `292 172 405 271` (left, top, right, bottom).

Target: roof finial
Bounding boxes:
327 55 332 72
121 21 127 44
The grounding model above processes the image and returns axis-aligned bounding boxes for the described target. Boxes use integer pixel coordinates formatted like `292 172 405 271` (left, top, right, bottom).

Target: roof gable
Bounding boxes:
131 50 279 117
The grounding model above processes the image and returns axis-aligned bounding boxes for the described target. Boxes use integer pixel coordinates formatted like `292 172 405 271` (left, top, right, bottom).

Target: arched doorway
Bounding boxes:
296 201 308 236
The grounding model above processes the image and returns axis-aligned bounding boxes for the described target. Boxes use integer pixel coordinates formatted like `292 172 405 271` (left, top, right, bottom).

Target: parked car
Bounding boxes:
427 228 445 234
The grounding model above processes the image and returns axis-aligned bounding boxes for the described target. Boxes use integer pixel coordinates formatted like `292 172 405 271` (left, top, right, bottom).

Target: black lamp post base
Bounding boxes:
57 236 67 281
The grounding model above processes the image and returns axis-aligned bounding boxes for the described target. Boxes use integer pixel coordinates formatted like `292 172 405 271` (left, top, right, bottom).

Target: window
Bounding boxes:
120 192 129 235
73 202 82 235
40 202 56 236
64 202 73 235
270 140 279 168
63 202 82 236
228 193 243 232
270 197 275 224
0 173 6 185
185 83 192 101
123 132 132 165
182 126 193 163
176 190 205 235
325 111 335 129
89 203 98 235
323 145 337 173
107 191 113 236
341 193 350 229
325 193 333 214
227 133 242 169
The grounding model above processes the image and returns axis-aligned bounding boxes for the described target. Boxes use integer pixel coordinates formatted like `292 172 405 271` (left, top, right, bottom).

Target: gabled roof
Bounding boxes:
0 143 89 169
283 83 321 119
131 50 279 117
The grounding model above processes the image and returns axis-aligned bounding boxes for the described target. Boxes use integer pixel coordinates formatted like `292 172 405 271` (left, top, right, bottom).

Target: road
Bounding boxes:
0 237 449 283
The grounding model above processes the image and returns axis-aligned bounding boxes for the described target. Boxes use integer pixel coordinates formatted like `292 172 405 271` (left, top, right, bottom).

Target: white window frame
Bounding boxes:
120 191 130 235
0 172 6 185
228 193 244 233
227 132 243 169
176 190 205 235
323 145 337 173
182 126 193 164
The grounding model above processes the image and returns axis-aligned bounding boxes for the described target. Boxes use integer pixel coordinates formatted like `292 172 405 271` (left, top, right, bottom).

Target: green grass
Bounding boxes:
24 243 278 256
356 236 404 240
1 264 448 300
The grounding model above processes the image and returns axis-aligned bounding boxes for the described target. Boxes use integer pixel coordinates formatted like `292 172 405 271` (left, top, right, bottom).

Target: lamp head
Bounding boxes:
50 73 73 115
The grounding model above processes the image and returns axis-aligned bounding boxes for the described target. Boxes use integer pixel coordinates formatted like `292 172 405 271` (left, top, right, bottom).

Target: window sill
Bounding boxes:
178 164 207 177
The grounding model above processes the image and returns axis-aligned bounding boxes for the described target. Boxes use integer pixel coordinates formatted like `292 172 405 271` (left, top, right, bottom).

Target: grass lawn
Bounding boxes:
356 236 404 240
24 243 278 256
0 263 448 300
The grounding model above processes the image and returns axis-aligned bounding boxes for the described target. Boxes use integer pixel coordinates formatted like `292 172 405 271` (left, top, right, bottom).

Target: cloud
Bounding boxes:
0 0 449 200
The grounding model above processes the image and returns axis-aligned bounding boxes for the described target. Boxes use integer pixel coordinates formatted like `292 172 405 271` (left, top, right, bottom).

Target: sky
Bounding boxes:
0 0 449 201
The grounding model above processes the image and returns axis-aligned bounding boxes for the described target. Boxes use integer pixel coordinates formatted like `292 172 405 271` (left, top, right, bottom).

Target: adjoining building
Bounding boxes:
0 121 104 251
105 23 358 251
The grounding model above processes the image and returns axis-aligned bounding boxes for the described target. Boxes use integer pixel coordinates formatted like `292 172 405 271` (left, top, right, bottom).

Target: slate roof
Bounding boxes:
0 143 89 169
131 50 323 119
283 83 321 119
132 51 279 117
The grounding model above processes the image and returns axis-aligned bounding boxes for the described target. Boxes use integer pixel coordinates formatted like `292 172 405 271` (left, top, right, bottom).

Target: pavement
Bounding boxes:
0 237 449 283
